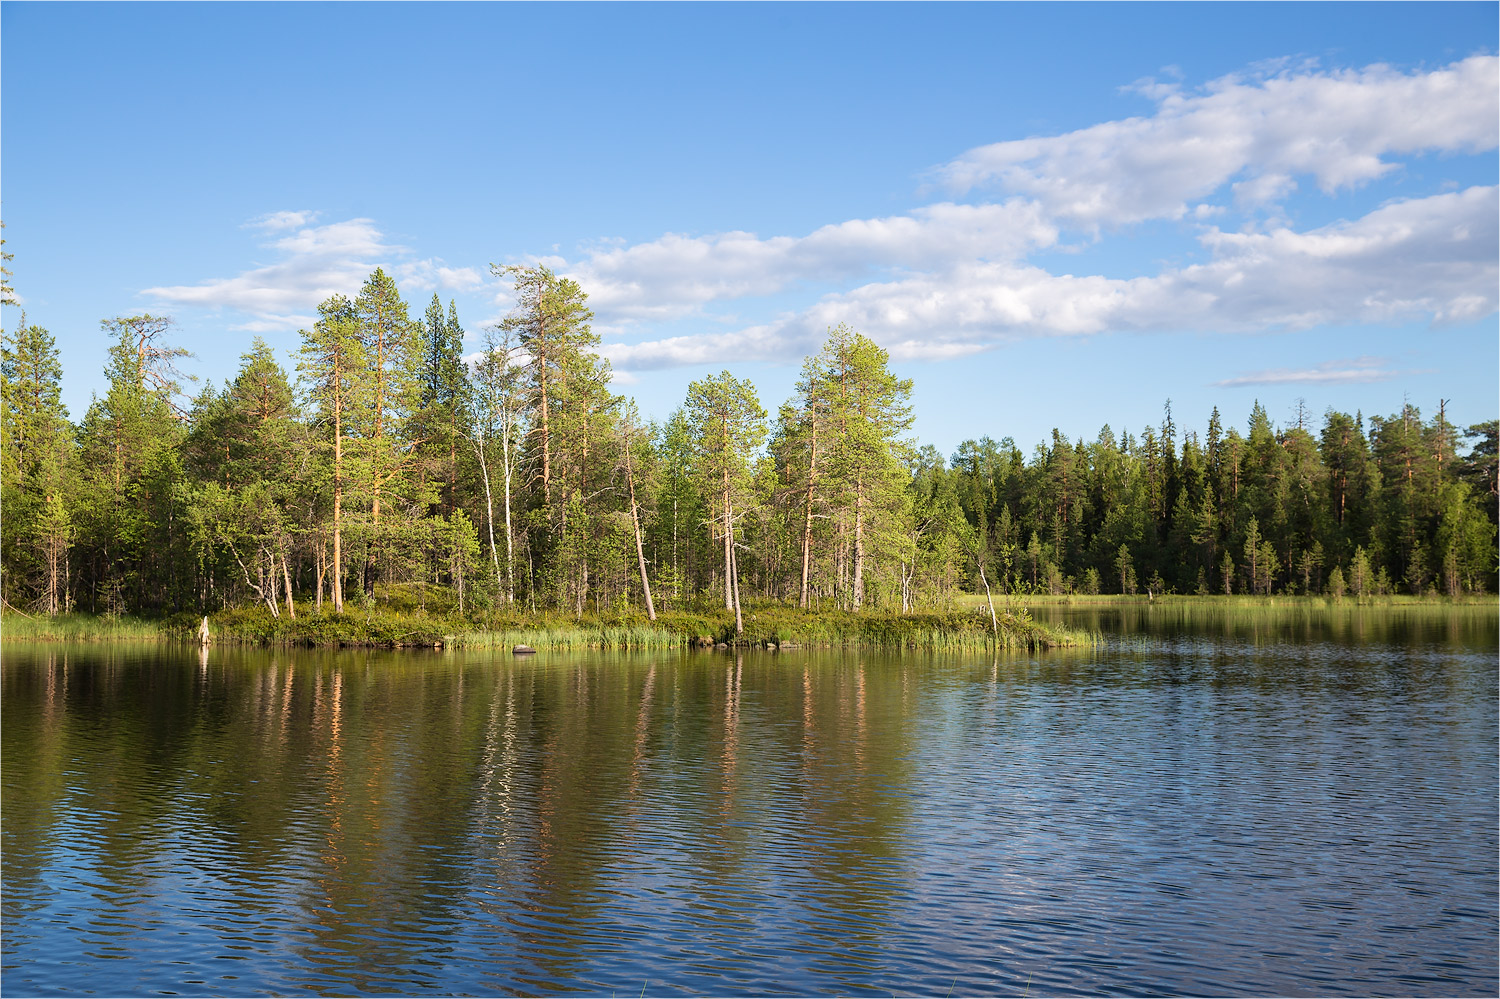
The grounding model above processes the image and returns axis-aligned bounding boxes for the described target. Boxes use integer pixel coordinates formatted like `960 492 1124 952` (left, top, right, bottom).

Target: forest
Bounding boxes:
2 264 1496 630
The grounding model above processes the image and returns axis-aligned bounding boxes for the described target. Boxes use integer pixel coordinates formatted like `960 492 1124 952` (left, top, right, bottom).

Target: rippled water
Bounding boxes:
3 606 1496 996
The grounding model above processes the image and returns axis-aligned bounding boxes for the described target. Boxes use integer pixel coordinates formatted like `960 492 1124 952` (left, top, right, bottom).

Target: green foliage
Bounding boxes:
3 276 1492 634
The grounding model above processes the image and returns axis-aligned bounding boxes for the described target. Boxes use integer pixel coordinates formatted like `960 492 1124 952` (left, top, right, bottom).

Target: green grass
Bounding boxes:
3 599 1093 651
447 624 683 651
955 592 1496 609
15 590 1488 652
0 612 173 642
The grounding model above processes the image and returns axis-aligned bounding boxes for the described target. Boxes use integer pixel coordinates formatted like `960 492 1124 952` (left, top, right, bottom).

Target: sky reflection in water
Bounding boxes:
3 606 1496 996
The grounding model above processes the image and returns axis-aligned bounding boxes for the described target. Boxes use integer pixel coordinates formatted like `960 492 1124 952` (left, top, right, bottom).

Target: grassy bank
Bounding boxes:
954 592 1497 609
1 602 1093 651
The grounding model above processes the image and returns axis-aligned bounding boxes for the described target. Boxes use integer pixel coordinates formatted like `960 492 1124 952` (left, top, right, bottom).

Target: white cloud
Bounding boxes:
604 186 1498 367
574 55 1497 372
148 213 492 330
562 199 1059 321
1214 357 1411 388
396 259 486 293
144 216 402 329
936 55 1499 226
143 55 1497 372
247 210 319 232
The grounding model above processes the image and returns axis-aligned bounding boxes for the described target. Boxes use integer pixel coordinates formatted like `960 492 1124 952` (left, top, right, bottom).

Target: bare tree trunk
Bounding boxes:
239 549 279 618
266 552 280 613
626 441 656 620
852 477 865 611
280 543 296 620
539 345 552 509
729 515 744 637
332 388 345 614
799 412 820 608
475 436 504 600
501 412 515 604
721 483 734 611
977 557 998 645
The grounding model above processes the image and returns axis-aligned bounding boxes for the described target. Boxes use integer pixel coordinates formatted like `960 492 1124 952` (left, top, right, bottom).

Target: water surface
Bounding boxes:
3 606 1496 995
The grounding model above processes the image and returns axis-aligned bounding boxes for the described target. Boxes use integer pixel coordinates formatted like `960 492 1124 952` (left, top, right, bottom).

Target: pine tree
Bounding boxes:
2 319 74 611
808 325 913 610
298 295 366 613
353 269 422 592
684 370 766 634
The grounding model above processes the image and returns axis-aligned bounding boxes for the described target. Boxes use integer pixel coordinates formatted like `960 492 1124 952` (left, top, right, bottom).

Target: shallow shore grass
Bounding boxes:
448 624 683 651
0 612 172 642
955 592 1496 609
674 605 1094 651
3 600 1092 651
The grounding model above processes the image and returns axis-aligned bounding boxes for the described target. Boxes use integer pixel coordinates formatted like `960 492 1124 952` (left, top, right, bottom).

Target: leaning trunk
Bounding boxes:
722 471 734 612
729 516 744 637
476 436 504 600
626 441 656 620
977 557 999 645
280 543 296 620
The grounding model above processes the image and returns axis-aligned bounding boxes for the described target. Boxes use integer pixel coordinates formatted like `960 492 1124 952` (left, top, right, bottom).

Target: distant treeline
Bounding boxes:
2 266 1495 624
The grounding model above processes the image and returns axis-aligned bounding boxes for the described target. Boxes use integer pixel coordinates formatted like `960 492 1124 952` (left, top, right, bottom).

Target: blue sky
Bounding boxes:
3 1 1496 456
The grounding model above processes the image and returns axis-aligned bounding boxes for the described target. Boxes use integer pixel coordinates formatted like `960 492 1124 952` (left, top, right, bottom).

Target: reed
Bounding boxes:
956 592 1496 609
446 624 682 651
2 602 1096 651
0 612 170 643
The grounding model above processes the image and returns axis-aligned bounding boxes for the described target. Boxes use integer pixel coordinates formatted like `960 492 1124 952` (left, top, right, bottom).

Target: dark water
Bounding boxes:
3 607 1496 997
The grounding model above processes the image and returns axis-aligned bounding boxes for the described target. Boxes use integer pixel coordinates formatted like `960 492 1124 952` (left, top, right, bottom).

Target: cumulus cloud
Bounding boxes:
396 259 486 293
144 216 402 330
935 55 1499 226
581 55 1498 373
1214 357 1411 388
247 210 320 232
146 215 487 330
604 186 1497 368
149 55 1497 368
564 199 1059 320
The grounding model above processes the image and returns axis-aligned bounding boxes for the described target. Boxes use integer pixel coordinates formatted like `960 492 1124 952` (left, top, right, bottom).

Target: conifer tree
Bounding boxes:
2 319 74 611
684 370 766 633
299 295 365 613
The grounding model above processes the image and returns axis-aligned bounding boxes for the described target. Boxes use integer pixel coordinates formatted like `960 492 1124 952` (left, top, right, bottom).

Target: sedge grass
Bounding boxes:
0 612 172 643
2 601 1094 651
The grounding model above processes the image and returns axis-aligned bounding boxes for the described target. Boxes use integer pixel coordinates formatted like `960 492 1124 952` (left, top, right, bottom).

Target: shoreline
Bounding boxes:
3 595 1493 650
1 605 1092 651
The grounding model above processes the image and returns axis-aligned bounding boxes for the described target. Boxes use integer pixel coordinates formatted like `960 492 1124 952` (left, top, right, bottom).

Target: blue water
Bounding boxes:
3 608 1495 996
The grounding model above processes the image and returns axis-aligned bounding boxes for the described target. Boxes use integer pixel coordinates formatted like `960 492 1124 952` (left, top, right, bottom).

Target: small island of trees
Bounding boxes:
2 264 1495 647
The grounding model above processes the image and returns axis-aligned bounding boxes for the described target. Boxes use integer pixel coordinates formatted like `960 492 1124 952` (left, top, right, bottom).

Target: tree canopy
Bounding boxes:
2 273 1494 618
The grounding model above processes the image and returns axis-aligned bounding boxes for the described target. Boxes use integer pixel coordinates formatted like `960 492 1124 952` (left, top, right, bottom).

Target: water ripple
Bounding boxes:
3 622 1495 996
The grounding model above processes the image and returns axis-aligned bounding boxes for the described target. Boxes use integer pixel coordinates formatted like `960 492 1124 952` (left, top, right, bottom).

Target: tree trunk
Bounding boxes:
501 399 516 604
729 516 744 637
626 440 656 620
539 344 552 509
799 412 819 608
281 544 296 620
852 477 865 611
332 378 345 614
977 557 998 645
476 435 504 600
722 474 734 612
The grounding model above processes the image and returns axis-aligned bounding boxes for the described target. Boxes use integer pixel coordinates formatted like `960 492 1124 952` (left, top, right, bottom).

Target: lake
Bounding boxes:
3 605 1496 996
